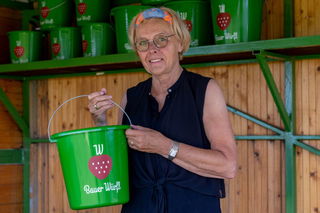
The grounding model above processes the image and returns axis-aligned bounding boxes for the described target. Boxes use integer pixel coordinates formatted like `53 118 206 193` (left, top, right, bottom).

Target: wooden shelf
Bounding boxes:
0 35 319 78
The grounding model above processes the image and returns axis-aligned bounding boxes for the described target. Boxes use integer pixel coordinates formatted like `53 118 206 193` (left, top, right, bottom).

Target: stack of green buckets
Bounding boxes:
39 0 114 59
7 0 264 63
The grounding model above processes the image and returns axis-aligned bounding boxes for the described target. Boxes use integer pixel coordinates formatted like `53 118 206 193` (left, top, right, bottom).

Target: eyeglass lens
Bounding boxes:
136 34 173 52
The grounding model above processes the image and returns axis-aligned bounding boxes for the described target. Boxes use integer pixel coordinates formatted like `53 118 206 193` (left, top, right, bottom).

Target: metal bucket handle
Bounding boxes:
47 94 132 142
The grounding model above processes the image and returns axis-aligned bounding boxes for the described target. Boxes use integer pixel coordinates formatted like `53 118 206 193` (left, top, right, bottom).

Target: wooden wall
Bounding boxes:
0 6 23 213
0 79 23 213
294 0 320 212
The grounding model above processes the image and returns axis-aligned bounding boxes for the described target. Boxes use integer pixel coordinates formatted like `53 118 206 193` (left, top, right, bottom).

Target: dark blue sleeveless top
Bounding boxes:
121 70 225 213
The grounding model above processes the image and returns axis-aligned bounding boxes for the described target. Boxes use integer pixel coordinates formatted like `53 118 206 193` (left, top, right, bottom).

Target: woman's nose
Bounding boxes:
148 41 159 52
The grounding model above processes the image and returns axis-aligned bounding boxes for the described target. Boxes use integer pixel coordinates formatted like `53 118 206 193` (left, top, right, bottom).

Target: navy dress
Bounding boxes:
121 70 225 213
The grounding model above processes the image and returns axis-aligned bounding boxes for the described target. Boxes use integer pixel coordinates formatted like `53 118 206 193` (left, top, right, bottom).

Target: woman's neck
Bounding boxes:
151 67 183 96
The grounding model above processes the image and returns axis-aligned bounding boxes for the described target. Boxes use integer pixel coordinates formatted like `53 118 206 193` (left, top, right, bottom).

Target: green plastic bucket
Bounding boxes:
164 1 213 47
210 0 264 44
75 0 111 26
48 95 131 210
111 5 150 53
8 31 41 64
39 0 72 31
81 23 114 57
112 0 141 6
141 0 170 5
49 27 82 60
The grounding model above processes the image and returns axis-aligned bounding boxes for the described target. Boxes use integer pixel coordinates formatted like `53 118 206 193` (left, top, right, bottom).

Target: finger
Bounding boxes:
130 125 149 130
92 95 113 104
88 90 105 100
125 129 145 138
89 102 114 113
88 96 113 110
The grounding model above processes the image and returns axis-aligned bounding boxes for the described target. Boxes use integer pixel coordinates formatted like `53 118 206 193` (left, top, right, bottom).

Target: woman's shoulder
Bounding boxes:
184 69 211 82
183 69 211 90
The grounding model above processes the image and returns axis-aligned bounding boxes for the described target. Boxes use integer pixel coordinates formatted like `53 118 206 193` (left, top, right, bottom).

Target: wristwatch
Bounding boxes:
168 141 179 160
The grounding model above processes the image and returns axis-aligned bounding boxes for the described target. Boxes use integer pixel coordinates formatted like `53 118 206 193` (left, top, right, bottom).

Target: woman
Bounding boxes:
88 7 237 213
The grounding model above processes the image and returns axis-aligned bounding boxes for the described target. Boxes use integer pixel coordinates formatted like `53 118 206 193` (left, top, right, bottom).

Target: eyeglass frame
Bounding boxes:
134 33 176 52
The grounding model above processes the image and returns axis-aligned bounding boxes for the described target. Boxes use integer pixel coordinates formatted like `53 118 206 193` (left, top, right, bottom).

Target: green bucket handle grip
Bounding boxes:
47 94 132 142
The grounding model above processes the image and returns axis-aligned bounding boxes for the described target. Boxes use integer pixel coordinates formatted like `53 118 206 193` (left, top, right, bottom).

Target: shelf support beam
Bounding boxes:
0 87 29 133
0 149 23 164
256 53 291 132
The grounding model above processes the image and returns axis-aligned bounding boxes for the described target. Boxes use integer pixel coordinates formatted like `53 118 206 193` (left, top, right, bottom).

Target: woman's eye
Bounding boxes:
158 37 167 42
138 40 148 46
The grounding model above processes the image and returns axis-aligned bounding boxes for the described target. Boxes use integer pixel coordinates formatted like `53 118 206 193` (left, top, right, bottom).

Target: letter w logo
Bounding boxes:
93 144 104 155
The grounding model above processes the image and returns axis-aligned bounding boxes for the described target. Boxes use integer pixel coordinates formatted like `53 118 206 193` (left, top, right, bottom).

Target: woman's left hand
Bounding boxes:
126 125 171 156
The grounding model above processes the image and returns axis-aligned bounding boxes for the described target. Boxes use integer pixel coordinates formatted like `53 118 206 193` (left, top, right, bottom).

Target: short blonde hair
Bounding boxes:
128 7 191 60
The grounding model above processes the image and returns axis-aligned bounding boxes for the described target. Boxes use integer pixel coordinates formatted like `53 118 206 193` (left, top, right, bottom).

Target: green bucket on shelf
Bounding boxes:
141 0 170 5
49 27 82 60
39 0 72 31
112 0 141 6
111 5 150 53
75 0 111 26
48 95 131 210
164 1 213 47
81 23 114 56
8 31 41 64
210 0 264 44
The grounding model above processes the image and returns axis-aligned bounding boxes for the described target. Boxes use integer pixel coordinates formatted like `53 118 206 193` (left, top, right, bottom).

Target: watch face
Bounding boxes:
168 142 179 160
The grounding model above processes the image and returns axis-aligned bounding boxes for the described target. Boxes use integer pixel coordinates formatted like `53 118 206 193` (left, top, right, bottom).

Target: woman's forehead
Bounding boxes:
135 19 172 37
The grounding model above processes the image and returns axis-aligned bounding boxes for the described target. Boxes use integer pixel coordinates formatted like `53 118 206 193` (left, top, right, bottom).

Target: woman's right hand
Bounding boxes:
88 88 114 126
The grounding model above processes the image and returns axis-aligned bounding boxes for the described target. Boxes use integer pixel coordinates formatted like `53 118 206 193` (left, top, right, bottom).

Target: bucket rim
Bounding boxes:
50 27 80 32
164 0 208 6
110 5 150 13
80 22 113 29
51 125 130 140
8 30 42 35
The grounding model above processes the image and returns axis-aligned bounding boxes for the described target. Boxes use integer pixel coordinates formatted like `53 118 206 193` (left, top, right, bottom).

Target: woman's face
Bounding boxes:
135 18 183 76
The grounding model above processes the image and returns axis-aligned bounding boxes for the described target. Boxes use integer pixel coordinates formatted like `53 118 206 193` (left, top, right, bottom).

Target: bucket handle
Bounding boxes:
47 94 133 142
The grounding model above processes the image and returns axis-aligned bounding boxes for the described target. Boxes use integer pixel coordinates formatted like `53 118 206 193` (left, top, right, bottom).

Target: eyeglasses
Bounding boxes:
135 34 175 52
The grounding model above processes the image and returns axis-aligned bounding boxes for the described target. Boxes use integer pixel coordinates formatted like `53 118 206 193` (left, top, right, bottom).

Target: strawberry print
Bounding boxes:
217 4 231 30
88 155 112 180
82 40 88 53
183 20 192 32
52 43 61 55
14 46 24 58
41 6 50 18
78 2 87 15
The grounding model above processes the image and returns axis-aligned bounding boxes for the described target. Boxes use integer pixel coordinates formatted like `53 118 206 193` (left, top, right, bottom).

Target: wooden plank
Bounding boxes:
0 183 23 205
232 64 248 213
0 203 22 213
246 63 256 213
307 59 319 212
316 59 320 213
301 59 311 213
0 165 23 185
295 60 304 213
259 63 269 213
